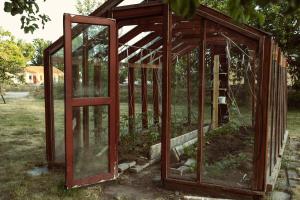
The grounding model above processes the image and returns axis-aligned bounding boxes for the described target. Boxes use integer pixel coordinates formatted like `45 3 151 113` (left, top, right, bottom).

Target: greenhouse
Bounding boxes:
44 0 288 199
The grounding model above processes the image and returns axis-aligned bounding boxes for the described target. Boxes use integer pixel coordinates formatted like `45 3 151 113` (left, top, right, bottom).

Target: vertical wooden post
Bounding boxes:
278 52 283 150
82 32 89 150
197 18 206 183
187 53 192 126
153 68 159 125
44 49 55 165
212 55 220 129
141 67 148 129
161 4 172 182
253 36 271 191
275 48 281 159
268 41 275 176
128 65 135 134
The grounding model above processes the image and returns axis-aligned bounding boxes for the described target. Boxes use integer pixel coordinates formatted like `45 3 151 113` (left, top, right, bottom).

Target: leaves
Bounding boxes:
3 0 50 34
165 0 200 19
0 29 27 86
31 38 51 65
166 0 300 26
76 0 104 15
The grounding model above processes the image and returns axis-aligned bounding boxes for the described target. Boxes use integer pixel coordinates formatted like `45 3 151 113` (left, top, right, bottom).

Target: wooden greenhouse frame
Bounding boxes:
44 0 288 199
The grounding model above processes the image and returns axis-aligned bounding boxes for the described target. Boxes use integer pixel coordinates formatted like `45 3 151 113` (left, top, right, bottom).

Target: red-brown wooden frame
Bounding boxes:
63 13 118 188
43 1 288 198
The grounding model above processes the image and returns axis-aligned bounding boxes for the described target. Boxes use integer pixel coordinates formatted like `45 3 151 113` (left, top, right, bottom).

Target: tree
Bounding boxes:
31 38 51 66
0 29 26 103
248 2 300 88
166 0 300 23
2 0 299 33
3 0 50 33
76 0 105 15
17 39 35 64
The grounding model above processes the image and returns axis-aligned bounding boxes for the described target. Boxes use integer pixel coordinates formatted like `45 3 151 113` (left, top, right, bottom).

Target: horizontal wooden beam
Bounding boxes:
127 63 161 69
112 2 163 23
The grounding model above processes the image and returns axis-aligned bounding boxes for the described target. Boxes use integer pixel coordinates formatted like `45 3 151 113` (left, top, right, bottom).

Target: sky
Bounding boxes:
0 0 77 42
0 0 141 43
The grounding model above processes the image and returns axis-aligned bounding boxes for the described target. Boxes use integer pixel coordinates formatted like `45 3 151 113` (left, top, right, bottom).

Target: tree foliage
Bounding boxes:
0 28 27 103
3 0 50 33
17 39 35 63
76 0 105 15
31 38 51 66
249 2 300 88
166 0 300 23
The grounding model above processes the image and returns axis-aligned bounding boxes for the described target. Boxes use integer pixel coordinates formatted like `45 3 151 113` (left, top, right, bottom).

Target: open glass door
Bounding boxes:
63 13 118 188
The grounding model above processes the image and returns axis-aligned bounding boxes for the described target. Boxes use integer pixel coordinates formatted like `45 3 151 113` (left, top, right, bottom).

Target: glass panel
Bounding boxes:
202 43 256 189
169 48 199 181
51 48 65 163
118 63 162 166
119 63 129 137
73 105 109 180
71 23 109 98
134 67 142 132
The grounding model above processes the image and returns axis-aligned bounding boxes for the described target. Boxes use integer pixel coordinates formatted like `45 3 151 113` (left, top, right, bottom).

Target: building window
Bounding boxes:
29 75 32 80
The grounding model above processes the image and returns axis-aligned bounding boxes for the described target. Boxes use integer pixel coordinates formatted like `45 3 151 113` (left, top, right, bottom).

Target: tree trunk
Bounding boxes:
1 94 6 104
0 85 6 104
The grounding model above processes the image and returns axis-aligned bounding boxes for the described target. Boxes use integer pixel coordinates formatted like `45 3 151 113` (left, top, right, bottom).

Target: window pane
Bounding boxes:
73 105 109 180
72 24 109 98
202 44 256 189
51 48 65 163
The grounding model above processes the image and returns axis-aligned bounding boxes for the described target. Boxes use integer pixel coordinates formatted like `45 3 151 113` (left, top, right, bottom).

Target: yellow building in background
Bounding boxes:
24 66 64 85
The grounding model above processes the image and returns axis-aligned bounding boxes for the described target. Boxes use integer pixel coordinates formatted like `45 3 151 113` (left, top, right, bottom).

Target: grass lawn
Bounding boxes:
0 98 102 200
0 97 299 199
287 108 300 137
286 108 300 200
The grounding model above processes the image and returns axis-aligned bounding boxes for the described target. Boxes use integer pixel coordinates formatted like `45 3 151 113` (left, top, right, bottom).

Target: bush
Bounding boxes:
288 90 300 109
30 86 44 99
53 82 64 99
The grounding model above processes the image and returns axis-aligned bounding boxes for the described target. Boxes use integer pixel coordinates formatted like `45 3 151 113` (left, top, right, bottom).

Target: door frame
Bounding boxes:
63 13 119 188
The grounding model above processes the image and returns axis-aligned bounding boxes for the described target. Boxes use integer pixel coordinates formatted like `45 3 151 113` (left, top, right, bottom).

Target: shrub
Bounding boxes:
288 90 300 109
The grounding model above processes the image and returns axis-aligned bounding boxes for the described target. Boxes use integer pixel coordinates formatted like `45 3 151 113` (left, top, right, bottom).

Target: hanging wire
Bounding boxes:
223 32 257 101
223 35 255 126
220 33 251 58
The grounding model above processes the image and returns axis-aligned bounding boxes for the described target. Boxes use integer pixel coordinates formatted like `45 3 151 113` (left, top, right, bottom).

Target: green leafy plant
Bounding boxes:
149 131 160 144
205 120 241 142
4 0 50 33
206 153 248 177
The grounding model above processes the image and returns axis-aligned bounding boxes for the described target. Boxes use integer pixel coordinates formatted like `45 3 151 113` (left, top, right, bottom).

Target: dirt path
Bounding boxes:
269 136 300 200
101 165 178 200
3 91 30 99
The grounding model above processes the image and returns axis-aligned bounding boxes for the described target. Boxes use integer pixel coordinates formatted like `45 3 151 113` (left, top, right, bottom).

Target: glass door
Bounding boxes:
63 13 118 188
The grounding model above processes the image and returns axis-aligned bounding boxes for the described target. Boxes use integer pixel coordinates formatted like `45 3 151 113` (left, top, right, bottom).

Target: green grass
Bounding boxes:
0 98 102 200
287 108 300 137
